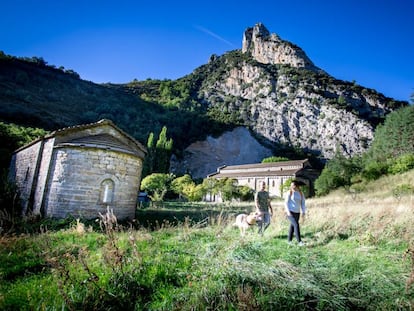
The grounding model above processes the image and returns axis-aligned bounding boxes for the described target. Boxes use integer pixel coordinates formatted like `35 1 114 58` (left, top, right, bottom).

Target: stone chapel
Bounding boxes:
8 119 147 220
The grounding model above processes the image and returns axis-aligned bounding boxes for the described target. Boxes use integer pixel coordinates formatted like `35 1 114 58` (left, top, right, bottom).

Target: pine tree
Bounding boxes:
368 105 414 161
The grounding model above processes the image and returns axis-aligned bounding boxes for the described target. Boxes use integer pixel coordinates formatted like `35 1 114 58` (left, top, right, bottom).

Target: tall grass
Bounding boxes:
0 171 413 310
304 169 414 246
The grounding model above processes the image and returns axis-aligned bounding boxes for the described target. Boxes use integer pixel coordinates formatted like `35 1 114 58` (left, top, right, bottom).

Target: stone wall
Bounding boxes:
32 138 55 215
44 146 143 219
236 176 291 198
9 140 43 214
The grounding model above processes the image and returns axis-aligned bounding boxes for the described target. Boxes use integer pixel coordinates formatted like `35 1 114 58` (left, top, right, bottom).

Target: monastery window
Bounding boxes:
100 179 115 204
272 180 275 187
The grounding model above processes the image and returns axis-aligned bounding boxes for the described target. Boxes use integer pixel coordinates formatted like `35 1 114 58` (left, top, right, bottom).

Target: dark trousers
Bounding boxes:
287 212 302 242
257 212 271 235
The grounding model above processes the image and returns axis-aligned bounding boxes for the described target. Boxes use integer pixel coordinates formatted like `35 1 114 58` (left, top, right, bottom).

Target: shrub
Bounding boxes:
361 160 389 181
314 168 343 196
0 171 21 233
388 154 414 175
236 185 254 201
315 153 362 196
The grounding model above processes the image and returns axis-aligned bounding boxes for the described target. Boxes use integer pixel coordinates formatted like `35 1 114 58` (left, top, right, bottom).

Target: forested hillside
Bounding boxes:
0 52 226 151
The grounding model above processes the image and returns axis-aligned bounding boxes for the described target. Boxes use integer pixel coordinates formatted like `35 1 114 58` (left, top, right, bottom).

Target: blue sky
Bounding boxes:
2 0 413 101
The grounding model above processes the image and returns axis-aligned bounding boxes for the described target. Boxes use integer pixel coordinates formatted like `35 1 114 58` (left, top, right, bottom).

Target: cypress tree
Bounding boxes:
142 132 155 177
155 126 173 173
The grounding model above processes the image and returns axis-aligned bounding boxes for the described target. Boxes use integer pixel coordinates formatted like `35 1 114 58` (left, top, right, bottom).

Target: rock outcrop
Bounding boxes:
242 23 323 73
170 127 272 179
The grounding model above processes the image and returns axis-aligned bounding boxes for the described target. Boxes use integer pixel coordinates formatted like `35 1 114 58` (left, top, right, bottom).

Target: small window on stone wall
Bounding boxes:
24 167 30 181
101 179 114 204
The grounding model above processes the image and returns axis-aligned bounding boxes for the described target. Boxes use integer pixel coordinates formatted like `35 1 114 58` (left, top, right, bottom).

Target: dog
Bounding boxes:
233 212 263 236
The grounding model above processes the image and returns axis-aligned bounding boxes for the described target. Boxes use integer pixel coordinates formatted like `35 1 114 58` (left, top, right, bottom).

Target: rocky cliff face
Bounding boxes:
206 60 375 158
170 23 406 178
170 127 273 178
242 23 322 73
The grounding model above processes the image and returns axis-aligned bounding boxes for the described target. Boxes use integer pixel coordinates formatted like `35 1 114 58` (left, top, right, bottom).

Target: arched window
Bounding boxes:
100 179 114 204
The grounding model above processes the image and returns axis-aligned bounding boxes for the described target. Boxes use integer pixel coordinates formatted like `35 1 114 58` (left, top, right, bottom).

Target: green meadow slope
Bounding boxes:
0 170 413 310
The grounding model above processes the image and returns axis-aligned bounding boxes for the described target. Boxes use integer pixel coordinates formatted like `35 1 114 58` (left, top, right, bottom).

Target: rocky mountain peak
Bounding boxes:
242 23 322 73
170 23 407 178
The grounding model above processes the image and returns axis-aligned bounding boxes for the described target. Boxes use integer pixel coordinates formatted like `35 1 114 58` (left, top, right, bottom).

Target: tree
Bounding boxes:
262 156 289 163
218 178 239 202
142 126 173 176
0 122 47 171
236 185 254 201
361 104 414 180
201 178 220 199
182 183 204 202
140 173 174 205
314 153 362 196
366 105 414 162
281 177 295 196
142 132 155 177
171 174 194 200
200 177 255 202
155 126 173 173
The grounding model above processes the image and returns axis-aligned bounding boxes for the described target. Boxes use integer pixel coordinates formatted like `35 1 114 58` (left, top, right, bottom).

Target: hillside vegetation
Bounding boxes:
0 53 231 156
1 170 413 310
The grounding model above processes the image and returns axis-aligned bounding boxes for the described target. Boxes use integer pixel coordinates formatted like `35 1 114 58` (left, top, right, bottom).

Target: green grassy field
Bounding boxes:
1 171 413 310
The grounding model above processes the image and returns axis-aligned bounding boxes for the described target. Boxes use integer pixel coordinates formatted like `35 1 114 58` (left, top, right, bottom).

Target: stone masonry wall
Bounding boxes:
32 138 55 215
9 140 43 214
237 175 293 198
44 146 143 219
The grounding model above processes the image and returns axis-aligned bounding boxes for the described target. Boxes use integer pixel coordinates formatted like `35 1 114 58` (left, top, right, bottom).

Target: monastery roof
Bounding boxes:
208 159 310 179
217 159 309 171
210 168 303 179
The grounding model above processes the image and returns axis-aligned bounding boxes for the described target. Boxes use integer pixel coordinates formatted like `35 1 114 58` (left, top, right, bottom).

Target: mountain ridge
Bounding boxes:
0 24 408 176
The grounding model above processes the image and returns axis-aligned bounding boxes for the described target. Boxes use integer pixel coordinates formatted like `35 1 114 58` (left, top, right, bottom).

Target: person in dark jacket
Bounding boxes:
255 181 273 235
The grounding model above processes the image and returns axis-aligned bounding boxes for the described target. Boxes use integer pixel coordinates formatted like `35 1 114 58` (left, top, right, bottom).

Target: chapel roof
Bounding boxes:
13 119 147 157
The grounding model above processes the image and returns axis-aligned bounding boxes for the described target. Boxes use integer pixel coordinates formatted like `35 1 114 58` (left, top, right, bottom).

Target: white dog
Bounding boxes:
233 212 262 236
